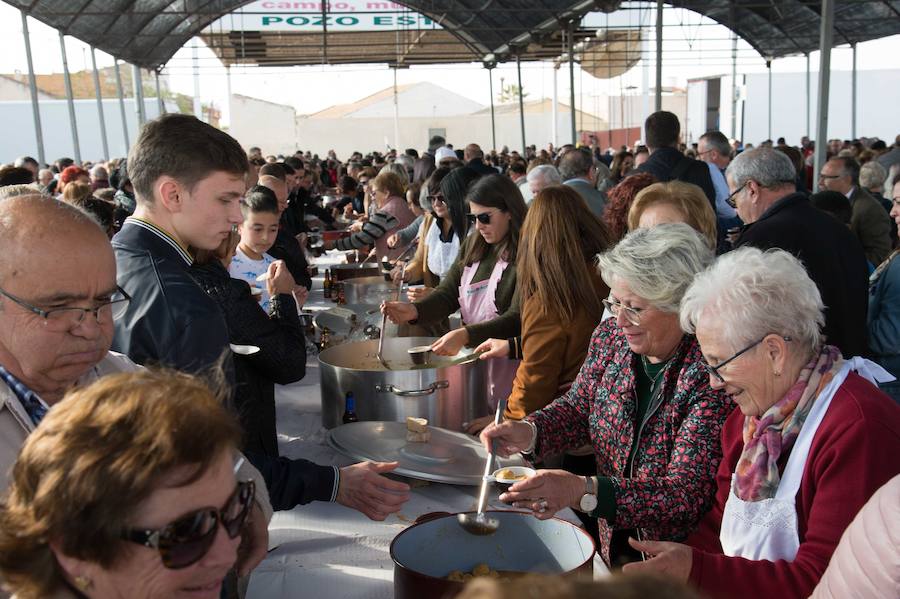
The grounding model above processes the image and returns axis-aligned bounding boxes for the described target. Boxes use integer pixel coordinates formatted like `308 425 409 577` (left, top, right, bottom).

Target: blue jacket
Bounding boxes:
869 252 900 377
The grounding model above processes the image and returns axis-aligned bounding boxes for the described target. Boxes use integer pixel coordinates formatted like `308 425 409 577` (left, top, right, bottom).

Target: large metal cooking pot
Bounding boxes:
313 304 381 343
318 337 489 430
341 276 408 305
391 511 595 599
331 262 379 281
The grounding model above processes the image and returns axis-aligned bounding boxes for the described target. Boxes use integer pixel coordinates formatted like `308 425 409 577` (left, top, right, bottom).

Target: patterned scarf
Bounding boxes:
734 345 843 501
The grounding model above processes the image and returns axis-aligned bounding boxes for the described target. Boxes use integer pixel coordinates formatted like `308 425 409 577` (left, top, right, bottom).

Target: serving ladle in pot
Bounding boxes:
376 241 419 370
458 398 507 536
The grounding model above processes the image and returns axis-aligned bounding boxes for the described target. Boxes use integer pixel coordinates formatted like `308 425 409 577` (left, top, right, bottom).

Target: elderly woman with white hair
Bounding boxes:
625 247 900 599
482 223 732 567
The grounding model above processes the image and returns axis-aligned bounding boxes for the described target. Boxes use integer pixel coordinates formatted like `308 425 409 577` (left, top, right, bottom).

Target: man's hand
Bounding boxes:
235 501 269 577
621 538 693 582
267 260 296 296
336 461 410 521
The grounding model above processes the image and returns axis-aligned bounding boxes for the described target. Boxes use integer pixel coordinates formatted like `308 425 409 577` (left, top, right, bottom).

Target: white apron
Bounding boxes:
425 219 459 280
719 358 893 561
459 257 520 410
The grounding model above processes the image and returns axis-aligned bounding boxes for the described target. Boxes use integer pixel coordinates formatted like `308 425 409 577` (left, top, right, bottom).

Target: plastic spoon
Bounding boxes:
458 398 507 536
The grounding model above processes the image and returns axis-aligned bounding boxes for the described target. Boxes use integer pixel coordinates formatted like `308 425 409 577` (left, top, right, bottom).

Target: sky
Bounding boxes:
0 1 897 128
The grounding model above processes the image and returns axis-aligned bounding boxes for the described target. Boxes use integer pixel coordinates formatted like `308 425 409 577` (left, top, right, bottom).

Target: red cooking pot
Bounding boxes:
390 511 595 599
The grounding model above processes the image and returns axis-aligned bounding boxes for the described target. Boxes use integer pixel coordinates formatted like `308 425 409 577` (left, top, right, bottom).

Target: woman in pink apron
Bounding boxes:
621 247 900 599
382 174 527 430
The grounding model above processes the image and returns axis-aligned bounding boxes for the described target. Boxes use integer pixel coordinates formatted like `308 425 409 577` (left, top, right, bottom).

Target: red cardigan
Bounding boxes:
687 372 900 599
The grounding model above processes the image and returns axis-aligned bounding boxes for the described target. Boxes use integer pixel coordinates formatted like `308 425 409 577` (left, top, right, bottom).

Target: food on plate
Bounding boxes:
495 468 527 481
406 416 430 443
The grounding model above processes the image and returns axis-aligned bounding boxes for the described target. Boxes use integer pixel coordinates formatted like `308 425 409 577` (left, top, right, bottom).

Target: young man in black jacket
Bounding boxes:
112 114 409 517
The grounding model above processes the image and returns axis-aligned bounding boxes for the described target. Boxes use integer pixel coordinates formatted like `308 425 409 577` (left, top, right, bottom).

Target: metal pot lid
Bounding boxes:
327 421 524 486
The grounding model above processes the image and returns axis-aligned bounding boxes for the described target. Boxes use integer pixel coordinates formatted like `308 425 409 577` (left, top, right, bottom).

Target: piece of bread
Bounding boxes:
406 417 428 433
406 430 431 443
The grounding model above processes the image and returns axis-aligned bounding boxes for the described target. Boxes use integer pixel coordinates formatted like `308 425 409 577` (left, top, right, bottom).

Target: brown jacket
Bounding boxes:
505 269 609 420
850 186 892 265
403 213 439 288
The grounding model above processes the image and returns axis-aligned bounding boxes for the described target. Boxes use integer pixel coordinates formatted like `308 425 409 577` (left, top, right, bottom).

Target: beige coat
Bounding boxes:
810 474 900 599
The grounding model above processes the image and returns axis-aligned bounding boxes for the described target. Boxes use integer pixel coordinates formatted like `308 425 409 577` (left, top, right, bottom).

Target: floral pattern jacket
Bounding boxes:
527 318 733 563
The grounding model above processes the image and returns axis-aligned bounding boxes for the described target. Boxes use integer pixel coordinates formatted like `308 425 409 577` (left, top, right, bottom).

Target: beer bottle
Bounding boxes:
342 392 359 424
323 269 332 299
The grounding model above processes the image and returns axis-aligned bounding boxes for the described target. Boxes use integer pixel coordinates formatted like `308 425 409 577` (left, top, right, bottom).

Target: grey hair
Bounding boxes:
726 147 796 189
596 223 714 314
526 164 561 186
699 131 730 156
680 246 823 356
380 162 409 189
558 149 592 180
0 184 44 201
859 161 886 190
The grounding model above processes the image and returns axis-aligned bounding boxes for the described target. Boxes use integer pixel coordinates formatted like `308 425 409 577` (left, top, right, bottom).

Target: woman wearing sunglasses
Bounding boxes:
624 247 900 599
398 167 480 298
481 224 731 568
383 174 527 411
0 369 253 599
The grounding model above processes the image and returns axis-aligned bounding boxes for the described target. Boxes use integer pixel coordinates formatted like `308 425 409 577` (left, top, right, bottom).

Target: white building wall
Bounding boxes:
295 109 578 157
740 69 900 145
0 77 55 102
0 98 172 163
350 82 484 118
229 94 298 155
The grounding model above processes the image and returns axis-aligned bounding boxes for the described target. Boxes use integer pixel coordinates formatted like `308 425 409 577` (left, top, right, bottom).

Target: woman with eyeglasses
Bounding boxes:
622 246 900 598
397 167 479 298
480 224 731 568
0 368 256 599
383 174 527 409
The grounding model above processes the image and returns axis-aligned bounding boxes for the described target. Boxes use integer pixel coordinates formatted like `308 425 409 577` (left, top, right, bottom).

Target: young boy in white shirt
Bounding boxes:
230 191 282 313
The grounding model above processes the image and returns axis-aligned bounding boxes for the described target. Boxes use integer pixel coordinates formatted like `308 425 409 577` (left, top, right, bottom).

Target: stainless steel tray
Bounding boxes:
327 421 524 486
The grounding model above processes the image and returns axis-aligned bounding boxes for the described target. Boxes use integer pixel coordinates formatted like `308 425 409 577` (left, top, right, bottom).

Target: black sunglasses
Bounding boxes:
427 194 445 204
467 210 500 225
123 480 254 569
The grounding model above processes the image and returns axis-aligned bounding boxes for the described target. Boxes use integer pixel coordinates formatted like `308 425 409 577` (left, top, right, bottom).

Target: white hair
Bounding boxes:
726 147 796 188
859 161 886 190
526 164 561 187
596 223 714 313
680 246 824 355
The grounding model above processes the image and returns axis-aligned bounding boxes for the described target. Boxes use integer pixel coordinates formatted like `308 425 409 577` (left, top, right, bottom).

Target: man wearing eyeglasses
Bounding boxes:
727 147 869 358
0 194 275 585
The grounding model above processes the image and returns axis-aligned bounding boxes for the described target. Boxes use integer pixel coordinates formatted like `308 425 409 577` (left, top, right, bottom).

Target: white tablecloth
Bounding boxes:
246 251 607 598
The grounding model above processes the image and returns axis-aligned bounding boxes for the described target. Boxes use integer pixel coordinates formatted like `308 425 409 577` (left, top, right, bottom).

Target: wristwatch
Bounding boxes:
579 476 598 513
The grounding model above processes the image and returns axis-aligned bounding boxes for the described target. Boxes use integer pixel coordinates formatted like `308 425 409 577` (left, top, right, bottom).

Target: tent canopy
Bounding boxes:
5 0 900 70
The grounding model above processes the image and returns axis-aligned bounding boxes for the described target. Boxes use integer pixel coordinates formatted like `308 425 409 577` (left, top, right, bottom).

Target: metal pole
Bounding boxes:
488 66 497 151
21 11 44 165
851 43 857 139
655 0 663 112
155 71 165 115
766 59 772 141
132 65 146 126
225 65 232 125
641 30 650 141
392 68 399 151
567 21 576 144
805 53 811 139
813 0 835 183
517 54 527 155
730 30 738 139
551 65 558 149
90 47 110 160
59 31 81 163
114 61 130 151
192 41 202 120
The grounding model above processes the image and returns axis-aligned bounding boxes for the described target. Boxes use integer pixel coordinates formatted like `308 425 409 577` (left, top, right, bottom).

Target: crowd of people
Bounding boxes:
0 111 898 599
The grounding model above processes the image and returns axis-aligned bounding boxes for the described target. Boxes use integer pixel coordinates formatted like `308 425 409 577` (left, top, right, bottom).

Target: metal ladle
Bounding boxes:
458 398 507 536
376 241 419 370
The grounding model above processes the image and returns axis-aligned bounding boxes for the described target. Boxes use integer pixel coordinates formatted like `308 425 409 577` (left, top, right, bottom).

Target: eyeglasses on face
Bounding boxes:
725 183 748 208
818 173 843 181
122 480 255 570
0 286 131 332
427 194 445 205
466 210 501 225
701 335 792 383
602 297 644 326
